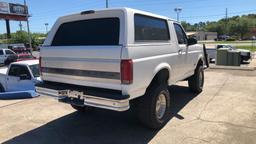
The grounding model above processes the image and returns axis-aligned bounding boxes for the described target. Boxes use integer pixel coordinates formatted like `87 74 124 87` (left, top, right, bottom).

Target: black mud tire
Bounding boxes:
4 59 11 66
188 65 204 93
0 84 5 92
136 83 171 130
71 104 94 113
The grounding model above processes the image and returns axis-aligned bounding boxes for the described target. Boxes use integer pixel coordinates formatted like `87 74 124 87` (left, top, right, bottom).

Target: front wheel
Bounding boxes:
136 83 171 129
188 65 204 93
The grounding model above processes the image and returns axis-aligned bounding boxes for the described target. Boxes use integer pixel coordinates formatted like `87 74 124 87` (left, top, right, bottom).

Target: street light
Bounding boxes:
19 21 23 31
174 7 182 22
44 23 49 34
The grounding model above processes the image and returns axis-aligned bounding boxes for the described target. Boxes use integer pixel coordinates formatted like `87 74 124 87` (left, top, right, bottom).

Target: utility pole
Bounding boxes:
24 0 32 49
225 8 228 21
174 7 182 22
106 0 109 8
225 8 228 36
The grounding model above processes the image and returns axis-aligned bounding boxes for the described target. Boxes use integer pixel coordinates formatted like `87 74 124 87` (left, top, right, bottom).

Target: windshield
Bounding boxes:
29 64 40 77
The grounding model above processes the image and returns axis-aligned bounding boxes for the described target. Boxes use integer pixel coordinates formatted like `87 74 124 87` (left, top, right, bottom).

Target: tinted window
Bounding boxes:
52 18 120 46
174 23 188 44
134 14 170 41
0 50 3 55
9 65 31 79
5 50 15 55
29 64 40 77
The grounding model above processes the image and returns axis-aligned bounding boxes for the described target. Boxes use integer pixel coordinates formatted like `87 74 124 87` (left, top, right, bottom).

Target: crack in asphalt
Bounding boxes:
180 136 211 144
193 73 256 130
198 75 230 119
0 100 27 109
197 118 256 130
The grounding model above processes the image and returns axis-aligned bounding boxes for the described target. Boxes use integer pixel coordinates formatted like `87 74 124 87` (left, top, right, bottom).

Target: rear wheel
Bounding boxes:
136 83 171 129
4 59 10 65
71 104 94 113
188 65 204 93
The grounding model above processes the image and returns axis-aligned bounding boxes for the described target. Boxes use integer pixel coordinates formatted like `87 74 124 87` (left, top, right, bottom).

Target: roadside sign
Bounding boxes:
0 1 28 16
0 2 9 14
9 3 28 15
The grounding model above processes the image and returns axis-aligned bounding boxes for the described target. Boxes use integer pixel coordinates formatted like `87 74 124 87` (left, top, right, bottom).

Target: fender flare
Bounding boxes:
152 62 172 84
194 54 204 70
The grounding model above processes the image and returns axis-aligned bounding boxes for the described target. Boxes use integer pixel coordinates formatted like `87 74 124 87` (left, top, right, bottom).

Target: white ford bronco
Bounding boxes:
36 8 207 129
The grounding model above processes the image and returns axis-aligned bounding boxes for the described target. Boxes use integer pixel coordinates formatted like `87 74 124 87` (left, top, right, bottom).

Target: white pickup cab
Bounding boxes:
36 8 207 129
0 60 41 92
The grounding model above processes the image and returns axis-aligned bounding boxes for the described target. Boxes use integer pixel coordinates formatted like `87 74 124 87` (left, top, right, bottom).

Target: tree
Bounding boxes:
1 31 46 48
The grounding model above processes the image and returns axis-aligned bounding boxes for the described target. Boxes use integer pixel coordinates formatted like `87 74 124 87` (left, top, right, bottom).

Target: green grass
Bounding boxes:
198 41 252 44
235 45 256 52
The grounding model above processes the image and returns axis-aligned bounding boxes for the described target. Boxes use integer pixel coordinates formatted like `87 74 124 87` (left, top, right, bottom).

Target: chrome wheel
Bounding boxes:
155 93 167 120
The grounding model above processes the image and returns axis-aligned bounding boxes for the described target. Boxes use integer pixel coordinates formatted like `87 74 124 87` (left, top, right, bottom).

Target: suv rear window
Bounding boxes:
52 18 120 46
134 14 170 41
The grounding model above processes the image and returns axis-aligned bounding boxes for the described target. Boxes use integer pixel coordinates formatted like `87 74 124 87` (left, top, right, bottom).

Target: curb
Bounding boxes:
209 65 255 71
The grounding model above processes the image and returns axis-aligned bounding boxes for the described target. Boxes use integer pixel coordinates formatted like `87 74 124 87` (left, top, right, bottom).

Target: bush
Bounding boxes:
226 38 236 41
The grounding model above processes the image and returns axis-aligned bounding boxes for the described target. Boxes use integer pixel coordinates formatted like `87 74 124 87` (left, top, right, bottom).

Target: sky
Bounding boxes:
0 0 256 34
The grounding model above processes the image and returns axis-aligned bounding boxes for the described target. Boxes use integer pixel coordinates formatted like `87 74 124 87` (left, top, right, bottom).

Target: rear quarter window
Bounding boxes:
134 14 170 41
51 18 120 46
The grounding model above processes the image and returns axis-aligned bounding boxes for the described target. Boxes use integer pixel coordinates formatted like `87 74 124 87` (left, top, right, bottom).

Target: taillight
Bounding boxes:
121 59 133 84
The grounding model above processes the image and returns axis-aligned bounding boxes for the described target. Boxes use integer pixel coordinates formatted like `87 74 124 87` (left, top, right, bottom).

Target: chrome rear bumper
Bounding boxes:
35 85 129 112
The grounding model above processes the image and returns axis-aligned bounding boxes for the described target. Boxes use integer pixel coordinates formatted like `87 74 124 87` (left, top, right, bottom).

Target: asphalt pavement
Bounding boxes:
0 68 255 144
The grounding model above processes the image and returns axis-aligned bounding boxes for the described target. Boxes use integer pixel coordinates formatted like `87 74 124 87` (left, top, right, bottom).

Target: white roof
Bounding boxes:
60 7 176 22
12 60 39 66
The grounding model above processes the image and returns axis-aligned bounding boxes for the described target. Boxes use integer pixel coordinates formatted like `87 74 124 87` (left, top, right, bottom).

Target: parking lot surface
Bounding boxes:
0 69 255 144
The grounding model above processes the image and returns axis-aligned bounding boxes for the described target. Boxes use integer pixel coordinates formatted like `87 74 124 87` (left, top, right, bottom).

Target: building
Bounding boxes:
187 31 218 41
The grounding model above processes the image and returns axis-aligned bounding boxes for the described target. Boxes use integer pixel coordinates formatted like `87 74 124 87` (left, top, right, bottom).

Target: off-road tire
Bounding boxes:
188 65 204 93
136 83 171 129
0 84 4 92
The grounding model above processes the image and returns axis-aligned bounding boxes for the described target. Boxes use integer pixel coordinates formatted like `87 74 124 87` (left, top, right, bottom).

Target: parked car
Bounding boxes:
9 45 32 54
16 53 37 62
35 8 207 129
0 49 17 65
207 44 252 62
0 60 41 92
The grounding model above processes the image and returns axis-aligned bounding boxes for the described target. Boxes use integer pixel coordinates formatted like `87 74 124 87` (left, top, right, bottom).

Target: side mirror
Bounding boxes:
20 74 31 80
188 38 197 46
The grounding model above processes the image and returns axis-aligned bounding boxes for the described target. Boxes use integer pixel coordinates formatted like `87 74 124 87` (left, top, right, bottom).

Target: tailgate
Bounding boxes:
40 46 122 90
40 13 125 91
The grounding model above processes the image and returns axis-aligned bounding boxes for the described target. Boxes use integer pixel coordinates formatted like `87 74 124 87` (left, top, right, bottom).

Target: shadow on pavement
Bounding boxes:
3 85 199 144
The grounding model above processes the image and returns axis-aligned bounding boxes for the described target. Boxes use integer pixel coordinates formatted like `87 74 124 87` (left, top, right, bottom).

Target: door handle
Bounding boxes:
178 49 182 55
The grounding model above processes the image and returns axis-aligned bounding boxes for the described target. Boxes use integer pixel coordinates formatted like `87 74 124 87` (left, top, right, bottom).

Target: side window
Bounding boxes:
5 50 14 55
8 65 31 79
174 23 188 44
134 14 170 41
0 50 3 55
